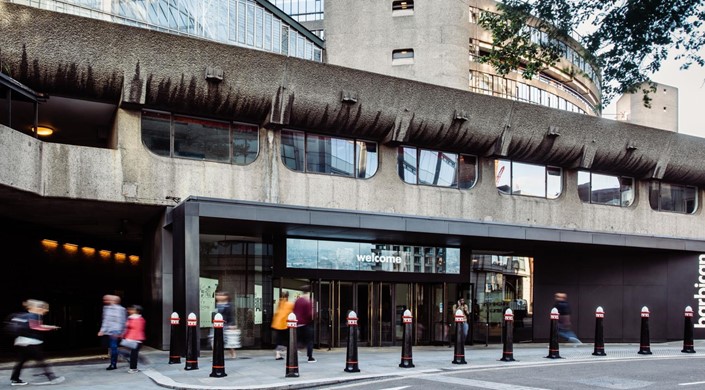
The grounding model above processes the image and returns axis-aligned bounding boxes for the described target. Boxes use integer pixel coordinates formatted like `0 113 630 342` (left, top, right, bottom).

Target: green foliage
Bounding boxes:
478 0 705 109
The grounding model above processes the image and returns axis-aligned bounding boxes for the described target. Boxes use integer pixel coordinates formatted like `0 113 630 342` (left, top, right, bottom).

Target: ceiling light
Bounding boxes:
33 126 54 137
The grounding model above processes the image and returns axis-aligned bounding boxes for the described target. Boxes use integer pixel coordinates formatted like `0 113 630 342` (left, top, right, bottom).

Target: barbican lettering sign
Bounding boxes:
695 254 705 328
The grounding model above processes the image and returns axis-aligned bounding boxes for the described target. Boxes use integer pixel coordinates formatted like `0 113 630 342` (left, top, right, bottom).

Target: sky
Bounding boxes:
601 48 705 138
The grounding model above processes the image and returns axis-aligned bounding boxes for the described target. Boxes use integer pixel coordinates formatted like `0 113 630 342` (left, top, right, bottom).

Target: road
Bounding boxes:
316 354 705 390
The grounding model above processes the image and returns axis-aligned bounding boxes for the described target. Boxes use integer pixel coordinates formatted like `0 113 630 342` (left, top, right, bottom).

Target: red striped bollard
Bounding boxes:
452 309 467 364
545 308 561 359
285 313 299 378
168 312 181 364
398 310 415 368
638 306 652 355
210 313 227 377
185 313 199 370
682 306 696 353
500 308 515 361
592 306 606 356
344 310 360 372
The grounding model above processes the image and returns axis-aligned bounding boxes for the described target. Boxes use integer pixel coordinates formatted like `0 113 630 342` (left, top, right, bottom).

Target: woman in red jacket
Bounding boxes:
119 305 146 373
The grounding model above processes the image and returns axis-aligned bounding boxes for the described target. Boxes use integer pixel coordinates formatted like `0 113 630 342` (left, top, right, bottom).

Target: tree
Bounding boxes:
478 0 705 110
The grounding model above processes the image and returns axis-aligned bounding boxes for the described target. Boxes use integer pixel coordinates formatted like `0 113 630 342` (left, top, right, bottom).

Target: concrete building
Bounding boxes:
616 82 679 132
1 2 705 357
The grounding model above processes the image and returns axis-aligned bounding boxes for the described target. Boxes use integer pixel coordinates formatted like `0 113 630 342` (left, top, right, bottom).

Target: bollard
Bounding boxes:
168 312 181 364
452 309 467 364
285 313 299 378
592 306 606 356
638 306 652 355
545 308 561 359
344 310 361 372
682 306 696 353
398 310 415 368
500 308 515 362
184 313 199 370
210 313 227 378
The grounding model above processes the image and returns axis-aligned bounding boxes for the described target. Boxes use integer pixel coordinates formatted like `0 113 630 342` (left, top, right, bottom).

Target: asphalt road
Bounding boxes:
314 354 705 390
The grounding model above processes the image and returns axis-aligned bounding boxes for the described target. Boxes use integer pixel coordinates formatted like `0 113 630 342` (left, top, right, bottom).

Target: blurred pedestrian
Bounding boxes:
98 294 126 370
119 305 146 373
293 286 315 363
452 297 470 339
10 299 65 386
554 292 582 346
213 292 239 359
271 291 294 360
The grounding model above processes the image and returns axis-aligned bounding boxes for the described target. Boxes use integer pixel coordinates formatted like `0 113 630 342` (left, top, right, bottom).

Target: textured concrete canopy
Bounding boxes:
2 3 705 185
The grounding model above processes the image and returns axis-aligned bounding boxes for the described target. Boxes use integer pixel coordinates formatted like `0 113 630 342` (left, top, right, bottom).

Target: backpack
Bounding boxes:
3 313 28 338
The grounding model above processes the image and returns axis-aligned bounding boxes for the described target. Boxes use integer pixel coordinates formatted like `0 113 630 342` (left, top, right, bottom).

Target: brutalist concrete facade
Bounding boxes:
2 3 705 348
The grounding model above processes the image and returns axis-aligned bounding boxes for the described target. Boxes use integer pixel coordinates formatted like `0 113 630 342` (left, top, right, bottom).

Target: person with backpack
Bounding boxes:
9 299 64 386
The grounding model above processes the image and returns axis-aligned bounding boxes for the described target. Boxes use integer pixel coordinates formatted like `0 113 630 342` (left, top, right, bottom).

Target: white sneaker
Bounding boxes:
127 369 139 374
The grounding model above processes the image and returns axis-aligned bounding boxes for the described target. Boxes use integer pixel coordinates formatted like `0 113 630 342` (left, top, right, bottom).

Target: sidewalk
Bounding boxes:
2 341 703 389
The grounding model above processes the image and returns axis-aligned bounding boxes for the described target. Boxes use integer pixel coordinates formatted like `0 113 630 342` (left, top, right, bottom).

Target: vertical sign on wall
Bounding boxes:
200 277 219 328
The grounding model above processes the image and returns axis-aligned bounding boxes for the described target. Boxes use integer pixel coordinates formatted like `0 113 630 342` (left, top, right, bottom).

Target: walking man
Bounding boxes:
97 294 126 370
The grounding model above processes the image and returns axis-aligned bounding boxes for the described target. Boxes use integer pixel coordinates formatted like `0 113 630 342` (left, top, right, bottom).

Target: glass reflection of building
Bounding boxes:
13 0 323 62
471 254 533 342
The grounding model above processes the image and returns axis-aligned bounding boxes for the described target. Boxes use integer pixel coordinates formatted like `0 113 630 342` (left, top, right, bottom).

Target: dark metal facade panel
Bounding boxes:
525 228 561 242
626 235 686 251
310 210 360 228
360 214 406 231
560 230 592 244
592 233 627 247
405 218 448 235
448 221 489 237
488 225 526 240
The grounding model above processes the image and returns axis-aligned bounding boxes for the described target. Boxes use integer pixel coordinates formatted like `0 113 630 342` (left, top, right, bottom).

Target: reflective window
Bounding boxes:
392 48 415 65
495 160 562 199
649 182 697 214
280 130 378 179
287 238 460 275
141 110 258 165
141 111 171 157
392 0 414 10
398 147 477 189
578 171 634 207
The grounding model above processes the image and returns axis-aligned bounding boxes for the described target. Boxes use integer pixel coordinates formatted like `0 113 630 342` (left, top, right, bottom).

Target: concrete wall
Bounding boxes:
617 83 679 132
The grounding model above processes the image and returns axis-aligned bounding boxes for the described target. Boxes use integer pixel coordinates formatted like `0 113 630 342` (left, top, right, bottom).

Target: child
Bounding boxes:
119 305 146 373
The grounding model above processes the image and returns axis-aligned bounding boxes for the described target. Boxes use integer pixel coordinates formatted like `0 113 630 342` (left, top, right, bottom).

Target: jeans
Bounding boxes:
108 335 120 366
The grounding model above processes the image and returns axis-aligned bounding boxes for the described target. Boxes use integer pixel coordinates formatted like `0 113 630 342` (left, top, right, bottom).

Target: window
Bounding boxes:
392 0 414 12
578 171 634 207
280 130 378 179
397 146 477 189
469 6 479 23
392 49 415 65
649 182 697 214
496 160 562 199
141 110 259 165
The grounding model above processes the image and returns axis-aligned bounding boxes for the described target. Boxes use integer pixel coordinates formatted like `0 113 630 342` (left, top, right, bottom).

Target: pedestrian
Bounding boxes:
271 291 294 360
452 297 470 340
10 299 65 386
293 286 316 362
213 292 240 359
98 294 126 370
553 292 582 346
119 305 146 373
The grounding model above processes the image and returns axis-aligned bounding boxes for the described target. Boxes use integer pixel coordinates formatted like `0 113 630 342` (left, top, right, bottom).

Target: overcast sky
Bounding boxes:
602 47 705 138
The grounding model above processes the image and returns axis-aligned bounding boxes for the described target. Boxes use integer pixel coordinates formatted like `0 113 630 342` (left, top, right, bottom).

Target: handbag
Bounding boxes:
120 338 139 349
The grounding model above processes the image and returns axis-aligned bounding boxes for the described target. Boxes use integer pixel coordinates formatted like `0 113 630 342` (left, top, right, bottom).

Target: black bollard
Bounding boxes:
592 306 606 356
452 309 467 364
638 306 652 355
399 310 415 368
545 308 561 359
500 308 515 362
682 306 696 353
285 313 299 378
168 312 181 364
184 313 199 370
210 313 227 378
344 310 360 372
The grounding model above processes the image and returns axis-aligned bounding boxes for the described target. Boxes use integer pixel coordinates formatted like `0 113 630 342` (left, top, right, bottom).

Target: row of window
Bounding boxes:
468 70 589 115
140 113 697 214
468 6 601 90
27 0 323 62
271 0 324 22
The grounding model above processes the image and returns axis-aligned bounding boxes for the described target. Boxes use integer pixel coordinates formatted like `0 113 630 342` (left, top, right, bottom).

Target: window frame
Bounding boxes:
397 146 478 190
495 159 562 199
648 181 698 214
577 171 634 207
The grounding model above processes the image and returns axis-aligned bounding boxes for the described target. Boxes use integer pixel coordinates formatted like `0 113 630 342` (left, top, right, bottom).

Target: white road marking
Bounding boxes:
421 375 550 390
679 381 705 386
